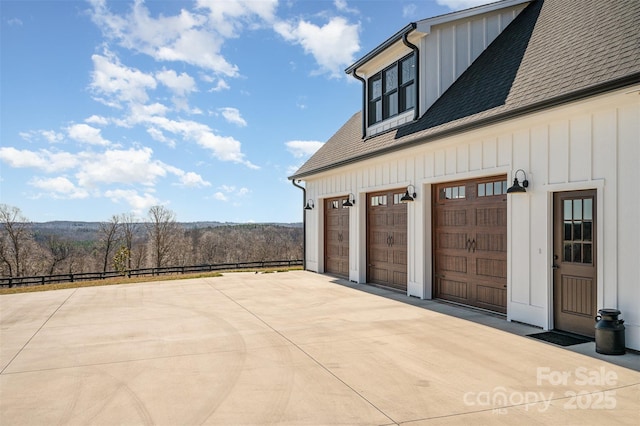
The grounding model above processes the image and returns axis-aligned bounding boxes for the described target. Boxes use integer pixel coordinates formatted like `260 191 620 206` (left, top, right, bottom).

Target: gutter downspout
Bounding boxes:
351 69 367 139
402 31 419 121
347 23 418 138
291 179 307 270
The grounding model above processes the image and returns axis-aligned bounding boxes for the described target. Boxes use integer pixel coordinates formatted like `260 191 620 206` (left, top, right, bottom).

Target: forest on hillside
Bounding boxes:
0 204 302 278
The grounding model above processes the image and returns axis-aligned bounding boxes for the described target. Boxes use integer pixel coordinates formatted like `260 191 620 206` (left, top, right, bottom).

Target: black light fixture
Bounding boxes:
400 184 417 203
343 193 356 207
507 169 529 193
304 199 315 210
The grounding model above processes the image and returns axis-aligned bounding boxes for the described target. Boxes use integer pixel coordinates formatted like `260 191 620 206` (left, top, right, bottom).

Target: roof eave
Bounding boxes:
288 73 640 181
345 23 416 75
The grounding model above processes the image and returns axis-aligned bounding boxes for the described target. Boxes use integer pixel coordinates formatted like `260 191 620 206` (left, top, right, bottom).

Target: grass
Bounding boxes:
0 267 302 295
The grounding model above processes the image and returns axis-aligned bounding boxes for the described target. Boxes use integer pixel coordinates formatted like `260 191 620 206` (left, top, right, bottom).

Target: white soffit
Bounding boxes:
416 0 531 34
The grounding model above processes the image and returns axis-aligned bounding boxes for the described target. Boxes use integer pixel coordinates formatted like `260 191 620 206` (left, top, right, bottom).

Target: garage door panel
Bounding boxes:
325 196 349 278
475 257 506 279
392 231 407 247
372 231 388 245
437 254 467 273
367 190 408 291
436 209 468 226
477 285 507 309
393 212 407 226
371 248 389 263
437 232 468 250
475 206 507 227
326 242 340 256
327 215 341 226
393 249 407 266
392 271 407 288
438 278 468 299
475 233 506 252
433 176 507 313
370 267 388 283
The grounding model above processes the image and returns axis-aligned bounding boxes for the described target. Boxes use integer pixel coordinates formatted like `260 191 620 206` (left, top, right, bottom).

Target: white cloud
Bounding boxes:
90 50 157 106
19 129 64 143
29 177 89 199
124 109 258 169
176 171 211 188
89 0 239 76
334 0 359 14
436 0 493 10
67 123 110 146
0 147 78 172
104 189 159 214
146 127 175 147
7 17 23 26
213 192 228 201
85 115 109 125
212 184 249 202
209 78 231 92
75 147 170 188
196 0 278 37
156 69 197 97
274 16 360 78
285 140 324 158
402 4 418 19
219 107 247 127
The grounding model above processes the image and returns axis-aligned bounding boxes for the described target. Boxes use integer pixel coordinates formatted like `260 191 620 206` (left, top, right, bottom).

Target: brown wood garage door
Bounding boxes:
324 196 349 278
367 189 408 291
433 176 508 313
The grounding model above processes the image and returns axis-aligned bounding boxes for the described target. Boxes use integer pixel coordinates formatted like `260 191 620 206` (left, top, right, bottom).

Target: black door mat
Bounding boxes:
527 331 593 347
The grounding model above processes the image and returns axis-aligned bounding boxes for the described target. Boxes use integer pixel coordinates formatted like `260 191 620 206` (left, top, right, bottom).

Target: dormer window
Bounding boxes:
368 53 416 126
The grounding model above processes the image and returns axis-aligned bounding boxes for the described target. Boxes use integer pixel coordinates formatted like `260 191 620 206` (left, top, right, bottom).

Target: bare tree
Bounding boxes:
119 212 140 271
146 205 180 268
97 215 121 272
0 204 34 277
42 235 73 275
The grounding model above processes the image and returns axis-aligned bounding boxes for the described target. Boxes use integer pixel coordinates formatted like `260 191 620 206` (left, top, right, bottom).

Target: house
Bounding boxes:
289 0 640 350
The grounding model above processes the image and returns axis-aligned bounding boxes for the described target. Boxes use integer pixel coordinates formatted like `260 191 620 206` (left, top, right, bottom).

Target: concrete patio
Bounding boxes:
1 271 638 425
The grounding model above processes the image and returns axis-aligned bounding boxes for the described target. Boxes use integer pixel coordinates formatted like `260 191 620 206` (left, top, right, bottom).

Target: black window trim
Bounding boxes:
367 52 416 127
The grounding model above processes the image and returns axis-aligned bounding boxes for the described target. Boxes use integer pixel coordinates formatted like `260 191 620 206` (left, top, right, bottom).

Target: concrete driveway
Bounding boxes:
1 271 638 425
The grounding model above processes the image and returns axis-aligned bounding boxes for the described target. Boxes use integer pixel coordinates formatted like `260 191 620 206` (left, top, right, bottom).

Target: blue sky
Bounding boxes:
1 0 489 223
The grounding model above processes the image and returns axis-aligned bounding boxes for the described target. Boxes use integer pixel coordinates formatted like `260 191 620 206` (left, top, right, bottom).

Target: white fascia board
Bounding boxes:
416 0 531 34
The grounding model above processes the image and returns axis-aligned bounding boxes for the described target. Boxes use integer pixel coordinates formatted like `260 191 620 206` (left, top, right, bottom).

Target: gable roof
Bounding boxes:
290 0 640 180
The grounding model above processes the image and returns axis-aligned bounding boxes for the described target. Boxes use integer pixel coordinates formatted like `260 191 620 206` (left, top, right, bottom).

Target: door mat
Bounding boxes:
527 331 592 347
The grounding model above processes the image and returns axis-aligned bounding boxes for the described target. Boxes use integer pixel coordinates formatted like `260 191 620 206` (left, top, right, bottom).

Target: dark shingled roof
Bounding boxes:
290 0 640 179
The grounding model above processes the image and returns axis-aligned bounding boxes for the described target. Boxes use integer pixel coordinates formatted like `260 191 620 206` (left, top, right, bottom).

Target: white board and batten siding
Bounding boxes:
366 3 528 137
420 3 527 114
303 87 640 350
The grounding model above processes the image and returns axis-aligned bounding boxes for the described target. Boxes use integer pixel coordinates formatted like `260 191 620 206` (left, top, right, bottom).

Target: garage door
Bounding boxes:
367 189 407 291
324 196 349 277
433 176 507 313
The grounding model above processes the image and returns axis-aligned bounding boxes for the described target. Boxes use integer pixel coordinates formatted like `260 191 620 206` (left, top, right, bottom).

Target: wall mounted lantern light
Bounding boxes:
506 169 529 194
304 199 315 210
343 193 356 207
400 184 417 203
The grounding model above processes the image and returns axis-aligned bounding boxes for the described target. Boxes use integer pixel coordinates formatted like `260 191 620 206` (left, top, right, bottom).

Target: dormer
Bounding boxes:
346 0 531 139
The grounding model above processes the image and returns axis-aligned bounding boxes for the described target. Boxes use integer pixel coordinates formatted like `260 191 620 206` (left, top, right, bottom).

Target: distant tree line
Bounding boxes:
0 204 302 278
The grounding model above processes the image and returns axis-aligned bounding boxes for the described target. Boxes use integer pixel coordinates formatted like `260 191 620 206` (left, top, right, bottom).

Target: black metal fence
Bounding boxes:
0 259 303 288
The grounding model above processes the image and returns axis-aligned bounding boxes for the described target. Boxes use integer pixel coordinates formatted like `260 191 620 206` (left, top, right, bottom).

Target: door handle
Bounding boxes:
552 254 559 269
470 239 476 253
389 235 394 247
